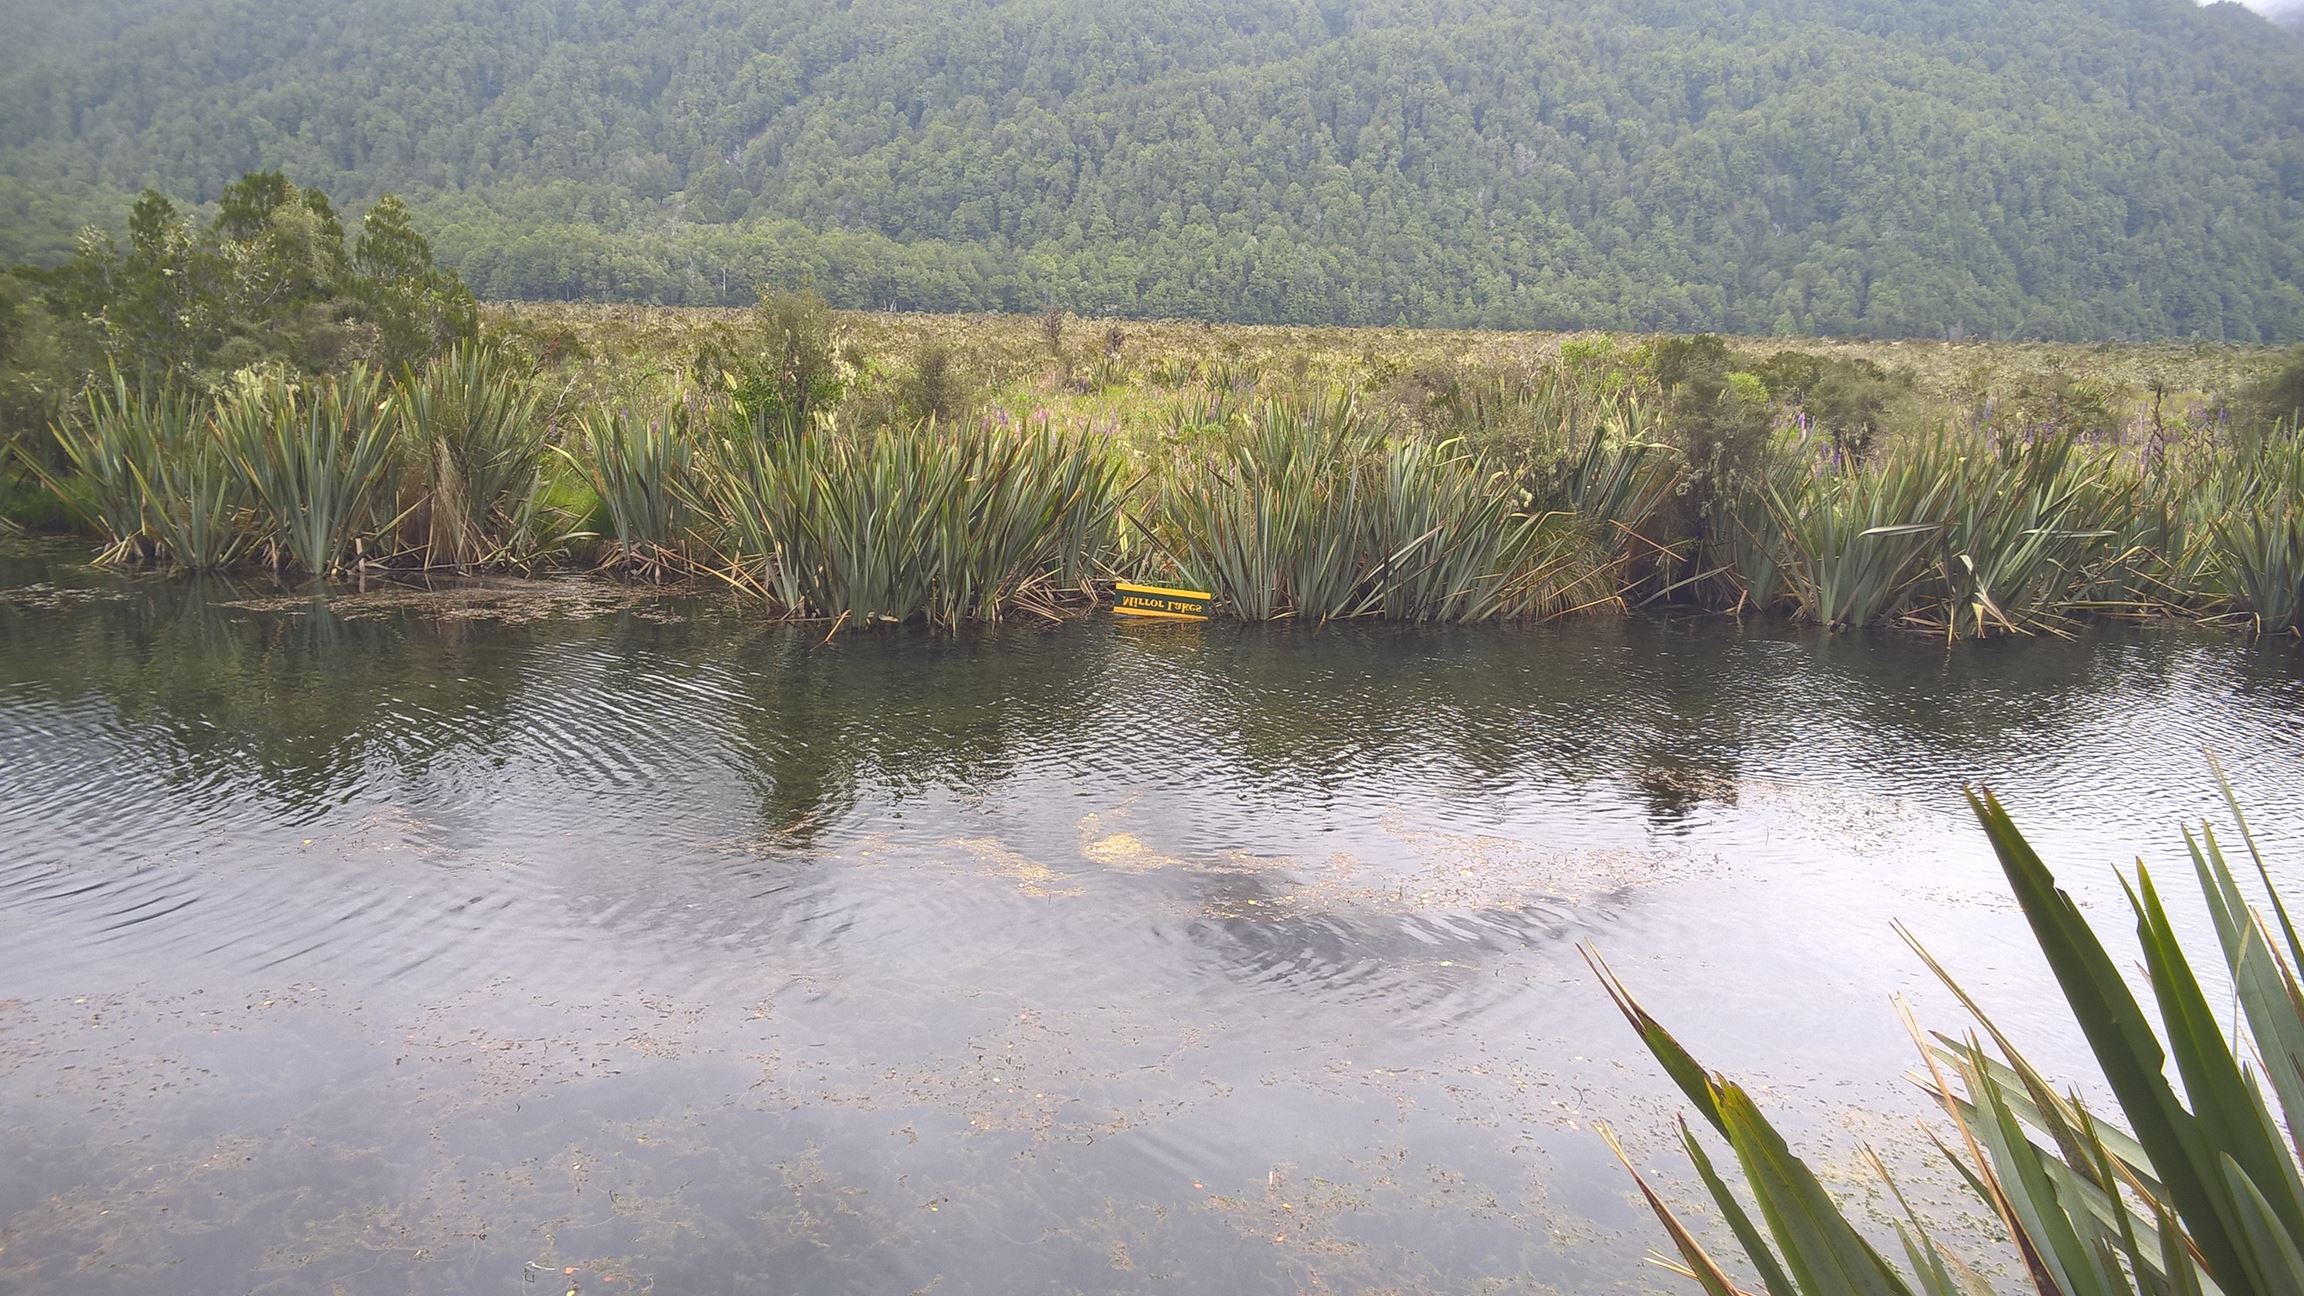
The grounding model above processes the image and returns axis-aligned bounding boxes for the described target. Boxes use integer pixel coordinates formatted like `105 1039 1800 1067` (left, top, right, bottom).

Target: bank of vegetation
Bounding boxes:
4 177 2302 636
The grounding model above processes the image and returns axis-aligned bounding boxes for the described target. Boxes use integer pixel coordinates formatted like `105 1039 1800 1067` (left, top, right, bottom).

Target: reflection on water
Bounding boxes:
2 539 2301 1294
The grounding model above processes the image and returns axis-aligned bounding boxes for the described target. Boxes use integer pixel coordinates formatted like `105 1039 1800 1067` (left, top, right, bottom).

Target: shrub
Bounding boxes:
901 339 968 423
694 287 845 430
2240 346 2304 431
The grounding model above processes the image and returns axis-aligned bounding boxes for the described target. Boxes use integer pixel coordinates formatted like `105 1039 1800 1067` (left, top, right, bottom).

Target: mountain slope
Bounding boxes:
1 0 2300 339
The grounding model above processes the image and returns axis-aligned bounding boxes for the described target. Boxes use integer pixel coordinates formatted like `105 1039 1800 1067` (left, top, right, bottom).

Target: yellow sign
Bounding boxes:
1112 581 1214 621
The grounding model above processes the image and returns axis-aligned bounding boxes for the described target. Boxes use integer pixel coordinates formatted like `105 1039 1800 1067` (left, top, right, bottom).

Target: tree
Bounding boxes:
2 0 2301 340
16 174 478 386
352 194 476 367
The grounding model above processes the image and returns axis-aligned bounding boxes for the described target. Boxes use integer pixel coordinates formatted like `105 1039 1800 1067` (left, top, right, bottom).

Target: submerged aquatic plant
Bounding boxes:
1594 755 2304 1295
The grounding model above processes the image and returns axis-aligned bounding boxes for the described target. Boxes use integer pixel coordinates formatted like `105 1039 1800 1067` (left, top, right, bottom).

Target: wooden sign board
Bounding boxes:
1112 581 1213 621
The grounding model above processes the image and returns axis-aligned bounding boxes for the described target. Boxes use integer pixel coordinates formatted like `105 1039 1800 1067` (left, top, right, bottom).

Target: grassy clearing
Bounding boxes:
6 300 2300 636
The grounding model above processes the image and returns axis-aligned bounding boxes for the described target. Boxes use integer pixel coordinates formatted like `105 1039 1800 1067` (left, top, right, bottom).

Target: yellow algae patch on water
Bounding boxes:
1076 804 1194 872
1081 832 1186 873
944 837 1082 897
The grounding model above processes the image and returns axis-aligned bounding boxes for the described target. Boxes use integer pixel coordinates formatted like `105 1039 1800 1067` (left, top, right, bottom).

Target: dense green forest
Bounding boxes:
1 0 2301 339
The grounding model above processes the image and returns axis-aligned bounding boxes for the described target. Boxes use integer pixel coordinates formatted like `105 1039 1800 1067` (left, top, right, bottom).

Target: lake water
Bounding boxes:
3 540 2301 1295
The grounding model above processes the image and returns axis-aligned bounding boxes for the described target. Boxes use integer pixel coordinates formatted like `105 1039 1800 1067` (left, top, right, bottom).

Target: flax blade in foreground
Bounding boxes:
1593 758 2304 1295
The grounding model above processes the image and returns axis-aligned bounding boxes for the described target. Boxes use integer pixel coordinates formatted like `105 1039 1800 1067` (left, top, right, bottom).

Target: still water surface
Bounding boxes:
2 542 2302 1294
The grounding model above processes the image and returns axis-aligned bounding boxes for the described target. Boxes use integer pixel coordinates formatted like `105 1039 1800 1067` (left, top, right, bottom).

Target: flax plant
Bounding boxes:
1769 437 1958 630
1536 400 1684 612
568 401 695 579
1157 393 1618 622
48 371 171 561
1157 394 1390 621
1593 755 2304 1296
216 366 398 576
933 418 1122 618
395 342 550 569
699 413 1121 628
1366 438 1561 622
2209 423 2304 633
1917 434 2133 639
2082 491 2208 617
129 408 246 571
1710 448 1810 615
2218 504 2304 633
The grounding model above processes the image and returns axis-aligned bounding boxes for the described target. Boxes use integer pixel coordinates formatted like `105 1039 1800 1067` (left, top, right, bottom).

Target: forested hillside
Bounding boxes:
2 0 2301 339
